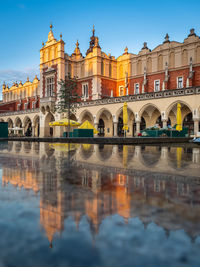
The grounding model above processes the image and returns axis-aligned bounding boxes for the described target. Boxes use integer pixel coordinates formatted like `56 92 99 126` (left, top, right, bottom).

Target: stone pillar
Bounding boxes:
113 122 118 137
94 123 98 137
136 121 140 135
193 119 199 136
32 125 35 137
162 120 167 128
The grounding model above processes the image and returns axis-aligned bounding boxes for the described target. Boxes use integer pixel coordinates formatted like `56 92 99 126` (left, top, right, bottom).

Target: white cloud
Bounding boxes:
0 68 39 100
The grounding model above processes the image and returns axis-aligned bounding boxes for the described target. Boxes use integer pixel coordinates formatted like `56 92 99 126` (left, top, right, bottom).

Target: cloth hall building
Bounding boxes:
1 25 200 137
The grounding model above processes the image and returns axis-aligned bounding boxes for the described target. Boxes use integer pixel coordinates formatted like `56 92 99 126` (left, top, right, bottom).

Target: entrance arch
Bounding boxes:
98 119 105 136
139 104 161 128
23 116 32 137
33 115 40 137
116 106 135 137
44 112 55 137
96 108 113 137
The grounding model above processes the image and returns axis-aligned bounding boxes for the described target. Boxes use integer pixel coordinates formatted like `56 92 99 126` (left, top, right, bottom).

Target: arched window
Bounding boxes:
119 64 123 78
89 62 93 76
81 63 85 78
182 49 188 66
169 52 175 68
158 54 163 71
147 57 152 73
196 46 200 63
101 61 104 76
137 60 142 75
109 63 112 78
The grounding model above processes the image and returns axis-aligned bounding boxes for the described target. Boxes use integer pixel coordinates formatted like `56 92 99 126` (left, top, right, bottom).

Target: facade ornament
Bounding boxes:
188 28 196 37
2 82 6 90
163 33 170 43
124 46 128 54
188 57 194 79
164 62 169 82
92 25 95 36
60 33 62 40
27 77 29 82
42 42 44 47
142 67 147 93
142 42 148 50
125 72 128 95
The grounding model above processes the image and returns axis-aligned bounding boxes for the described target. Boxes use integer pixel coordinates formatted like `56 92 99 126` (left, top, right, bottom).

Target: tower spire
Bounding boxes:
92 25 95 36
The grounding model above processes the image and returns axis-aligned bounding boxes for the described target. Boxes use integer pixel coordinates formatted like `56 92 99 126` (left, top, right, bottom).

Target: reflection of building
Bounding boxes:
1 26 200 136
1 142 200 245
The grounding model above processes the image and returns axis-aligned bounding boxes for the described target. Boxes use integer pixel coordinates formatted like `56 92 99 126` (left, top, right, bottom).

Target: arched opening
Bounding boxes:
7 118 14 136
183 113 193 136
23 117 32 137
167 102 193 135
98 119 105 136
80 110 94 125
140 117 146 131
116 107 135 137
44 113 55 137
97 109 113 137
33 116 40 137
117 117 123 136
140 105 161 129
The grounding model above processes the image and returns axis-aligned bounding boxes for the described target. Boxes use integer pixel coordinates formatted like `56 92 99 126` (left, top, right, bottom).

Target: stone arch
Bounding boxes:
116 105 135 136
14 117 22 128
23 116 32 137
7 118 13 128
166 101 192 131
0 118 4 122
79 109 94 124
44 112 55 137
139 104 162 128
33 115 40 137
96 108 113 137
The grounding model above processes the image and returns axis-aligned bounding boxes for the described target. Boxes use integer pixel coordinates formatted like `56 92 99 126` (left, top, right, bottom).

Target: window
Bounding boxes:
134 83 139 94
119 86 124 96
46 76 55 97
24 103 28 110
177 77 183 88
32 101 36 109
82 83 89 100
154 80 160 92
17 104 21 111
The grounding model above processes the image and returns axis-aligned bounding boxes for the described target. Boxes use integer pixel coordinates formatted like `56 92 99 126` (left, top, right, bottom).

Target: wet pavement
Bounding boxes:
0 141 200 267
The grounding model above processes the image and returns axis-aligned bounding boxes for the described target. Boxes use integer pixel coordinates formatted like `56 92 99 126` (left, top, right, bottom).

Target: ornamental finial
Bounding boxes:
92 25 95 36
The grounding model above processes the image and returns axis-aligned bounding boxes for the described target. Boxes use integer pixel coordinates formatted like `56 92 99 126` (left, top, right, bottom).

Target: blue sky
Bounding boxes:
0 0 200 93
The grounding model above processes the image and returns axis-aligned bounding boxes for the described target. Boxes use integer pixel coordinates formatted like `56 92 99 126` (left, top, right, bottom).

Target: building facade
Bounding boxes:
1 25 200 137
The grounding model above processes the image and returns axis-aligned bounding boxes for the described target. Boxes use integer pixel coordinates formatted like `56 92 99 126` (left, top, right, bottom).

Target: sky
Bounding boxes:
0 0 200 96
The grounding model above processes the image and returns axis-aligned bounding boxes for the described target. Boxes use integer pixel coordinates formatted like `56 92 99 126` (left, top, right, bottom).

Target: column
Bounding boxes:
193 119 199 136
32 125 35 137
113 122 118 137
162 120 167 128
94 123 98 137
136 121 140 135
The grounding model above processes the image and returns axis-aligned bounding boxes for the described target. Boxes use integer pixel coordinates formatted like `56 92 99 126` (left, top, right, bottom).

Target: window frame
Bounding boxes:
119 86 124 96
177 76 183 89
82 82 89 100
154 80 160 92
46 75 55 97
134 83 140 94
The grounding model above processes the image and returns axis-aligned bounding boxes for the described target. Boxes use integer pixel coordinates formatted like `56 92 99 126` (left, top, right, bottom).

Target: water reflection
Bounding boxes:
0 142 200 265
